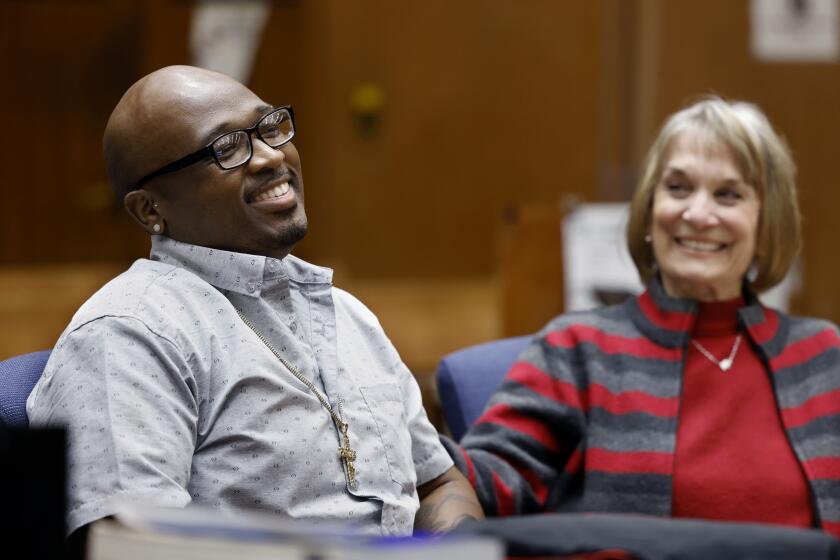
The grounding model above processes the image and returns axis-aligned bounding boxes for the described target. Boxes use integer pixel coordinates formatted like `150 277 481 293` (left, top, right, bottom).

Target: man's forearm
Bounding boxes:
414 466 484 533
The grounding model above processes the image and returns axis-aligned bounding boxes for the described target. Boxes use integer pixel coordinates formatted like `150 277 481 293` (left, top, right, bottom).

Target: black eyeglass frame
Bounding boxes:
131 105 296 191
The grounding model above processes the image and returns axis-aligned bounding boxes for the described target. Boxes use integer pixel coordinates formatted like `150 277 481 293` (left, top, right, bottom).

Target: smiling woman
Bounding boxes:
443 97 840 539
649 131 761 301
627 97 800 296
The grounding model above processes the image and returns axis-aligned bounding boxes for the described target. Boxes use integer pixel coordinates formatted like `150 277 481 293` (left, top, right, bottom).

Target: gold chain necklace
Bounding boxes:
235 308 357 487
691 334 742 372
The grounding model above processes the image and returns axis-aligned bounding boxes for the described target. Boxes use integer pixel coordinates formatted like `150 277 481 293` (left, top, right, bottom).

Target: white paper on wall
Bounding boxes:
562 203 643 312
190 0 272 84
751 0 839 62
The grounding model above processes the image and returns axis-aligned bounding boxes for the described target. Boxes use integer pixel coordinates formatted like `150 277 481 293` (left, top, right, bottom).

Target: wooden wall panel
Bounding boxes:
0 0 190 265
0 263 124 358
499 203 565 336
278 0 602 278
1 0 601 280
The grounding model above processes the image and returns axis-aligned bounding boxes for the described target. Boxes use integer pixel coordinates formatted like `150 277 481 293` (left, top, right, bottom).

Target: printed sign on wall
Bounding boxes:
751 0 839 62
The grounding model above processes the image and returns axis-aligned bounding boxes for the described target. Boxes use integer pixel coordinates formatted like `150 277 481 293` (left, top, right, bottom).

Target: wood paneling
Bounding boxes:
1 0 602 278
0 1 190 265
499 203 565 336
344 276 501 372
0 263 124 359
4 0 840 360
278 0 603 278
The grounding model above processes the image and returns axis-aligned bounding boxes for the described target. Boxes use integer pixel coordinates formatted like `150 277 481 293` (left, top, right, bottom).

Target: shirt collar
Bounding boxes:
149 236 333 297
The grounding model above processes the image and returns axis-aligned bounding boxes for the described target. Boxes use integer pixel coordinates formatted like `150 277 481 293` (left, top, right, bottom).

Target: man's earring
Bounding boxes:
644 234 652 243
153 224 162 233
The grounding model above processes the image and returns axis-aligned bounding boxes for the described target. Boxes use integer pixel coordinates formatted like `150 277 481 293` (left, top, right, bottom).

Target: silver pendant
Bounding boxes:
691 335 741 373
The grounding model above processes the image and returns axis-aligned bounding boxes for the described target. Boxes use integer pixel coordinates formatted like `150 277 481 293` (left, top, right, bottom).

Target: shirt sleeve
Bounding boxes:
442 331 586 516
395 354 454 486
26 315 199 534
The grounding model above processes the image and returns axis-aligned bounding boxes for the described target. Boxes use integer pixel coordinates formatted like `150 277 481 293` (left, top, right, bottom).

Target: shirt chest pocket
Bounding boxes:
359 383 414 487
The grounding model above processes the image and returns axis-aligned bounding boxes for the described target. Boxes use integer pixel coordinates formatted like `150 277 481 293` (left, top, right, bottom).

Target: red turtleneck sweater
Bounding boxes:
671 297 814 527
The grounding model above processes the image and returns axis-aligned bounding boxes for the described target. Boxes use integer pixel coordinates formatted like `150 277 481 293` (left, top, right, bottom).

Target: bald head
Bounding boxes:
103 65 257 201
107 65 307 258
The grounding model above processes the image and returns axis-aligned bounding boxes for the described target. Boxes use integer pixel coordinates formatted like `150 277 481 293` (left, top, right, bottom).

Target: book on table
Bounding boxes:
87 502 503 560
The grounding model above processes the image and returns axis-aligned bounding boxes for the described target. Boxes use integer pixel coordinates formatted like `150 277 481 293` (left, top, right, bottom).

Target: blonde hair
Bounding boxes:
626 96 801 293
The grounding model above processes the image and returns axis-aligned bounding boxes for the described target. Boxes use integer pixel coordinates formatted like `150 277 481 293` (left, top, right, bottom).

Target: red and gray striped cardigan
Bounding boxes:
445 279 840 537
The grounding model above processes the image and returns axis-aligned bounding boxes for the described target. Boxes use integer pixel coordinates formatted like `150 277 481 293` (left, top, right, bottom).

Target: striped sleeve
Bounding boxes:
444 330 587 516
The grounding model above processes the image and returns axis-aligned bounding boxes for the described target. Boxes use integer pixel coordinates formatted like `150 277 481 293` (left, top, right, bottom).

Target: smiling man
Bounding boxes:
26 66 481 550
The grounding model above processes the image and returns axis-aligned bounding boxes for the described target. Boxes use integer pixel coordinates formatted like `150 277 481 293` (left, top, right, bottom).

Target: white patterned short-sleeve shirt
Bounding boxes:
26 236 453 536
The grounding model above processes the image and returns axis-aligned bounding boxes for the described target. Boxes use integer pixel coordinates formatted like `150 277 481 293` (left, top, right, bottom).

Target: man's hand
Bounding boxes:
414 466 484 533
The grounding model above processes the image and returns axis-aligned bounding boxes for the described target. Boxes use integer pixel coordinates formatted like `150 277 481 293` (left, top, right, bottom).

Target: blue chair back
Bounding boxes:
0 350 51 426
436 336 531 441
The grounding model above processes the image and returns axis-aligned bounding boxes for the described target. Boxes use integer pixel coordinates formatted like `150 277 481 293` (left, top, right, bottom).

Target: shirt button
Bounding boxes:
268 261 277 271
246 281 256 293
290 322 297 332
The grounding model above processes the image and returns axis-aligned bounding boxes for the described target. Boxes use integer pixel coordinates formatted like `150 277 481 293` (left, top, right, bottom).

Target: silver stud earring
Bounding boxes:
746 260 758 282
644 234 652 244
153 224 162 233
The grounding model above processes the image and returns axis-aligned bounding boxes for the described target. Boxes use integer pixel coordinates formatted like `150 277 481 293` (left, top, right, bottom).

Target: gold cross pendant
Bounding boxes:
338 422 357 486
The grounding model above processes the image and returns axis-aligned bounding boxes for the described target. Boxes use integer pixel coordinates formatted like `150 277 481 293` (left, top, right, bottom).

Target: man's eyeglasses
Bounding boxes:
132 106 295 191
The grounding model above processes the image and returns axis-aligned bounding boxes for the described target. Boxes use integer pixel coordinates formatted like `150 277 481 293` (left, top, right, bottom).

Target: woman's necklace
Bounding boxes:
691 334 742 372
235 308 357 487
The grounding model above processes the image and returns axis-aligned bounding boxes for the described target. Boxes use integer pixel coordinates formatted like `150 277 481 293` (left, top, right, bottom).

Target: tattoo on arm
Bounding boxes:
414 494 480 532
